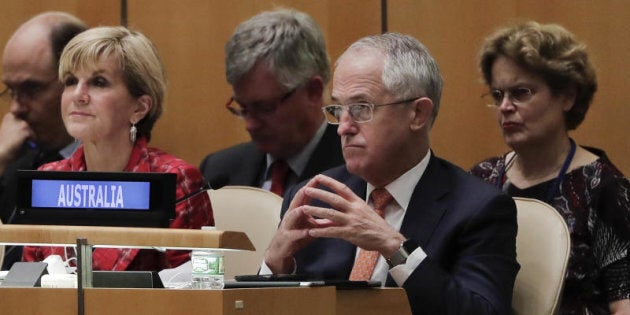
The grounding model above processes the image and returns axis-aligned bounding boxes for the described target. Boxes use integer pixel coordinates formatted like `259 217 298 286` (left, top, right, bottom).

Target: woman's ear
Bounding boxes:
561 87 577 112
131 95 152 122
409 97 434 131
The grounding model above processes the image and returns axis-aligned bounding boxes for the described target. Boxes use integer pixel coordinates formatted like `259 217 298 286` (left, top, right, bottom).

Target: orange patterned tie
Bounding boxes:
349 188 393 280
269 160 289 196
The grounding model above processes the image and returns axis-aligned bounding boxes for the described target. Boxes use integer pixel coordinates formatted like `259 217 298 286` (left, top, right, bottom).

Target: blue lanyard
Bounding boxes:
497 139 576 204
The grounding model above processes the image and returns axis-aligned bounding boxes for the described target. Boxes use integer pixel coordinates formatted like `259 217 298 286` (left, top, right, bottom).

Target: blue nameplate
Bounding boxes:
14 170 176 227
32 179 150 210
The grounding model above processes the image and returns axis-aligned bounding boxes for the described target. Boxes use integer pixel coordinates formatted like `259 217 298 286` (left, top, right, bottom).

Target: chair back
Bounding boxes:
0 219 4 268
207 186 282 279
512 197 571 315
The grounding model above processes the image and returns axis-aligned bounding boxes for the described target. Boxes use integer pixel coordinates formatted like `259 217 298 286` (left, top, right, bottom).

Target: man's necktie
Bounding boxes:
349 188 393 281
269 160 290 197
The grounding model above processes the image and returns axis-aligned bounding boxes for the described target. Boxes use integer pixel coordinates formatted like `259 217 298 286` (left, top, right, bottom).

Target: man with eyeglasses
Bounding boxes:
199 8 343 196
262 33 519 314
0 12 87 269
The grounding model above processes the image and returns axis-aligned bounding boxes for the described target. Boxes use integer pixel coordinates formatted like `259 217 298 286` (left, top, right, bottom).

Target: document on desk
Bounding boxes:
158 260 192 289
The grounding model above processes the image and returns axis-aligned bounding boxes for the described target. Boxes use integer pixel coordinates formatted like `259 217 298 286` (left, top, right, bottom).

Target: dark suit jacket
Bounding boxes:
199 124 344 191
282 155 519 315
0 146 63 270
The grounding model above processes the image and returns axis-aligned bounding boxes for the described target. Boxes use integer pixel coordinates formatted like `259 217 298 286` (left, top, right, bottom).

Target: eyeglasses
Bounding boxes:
0 77 59 104
482 87 535 108
322 97 419 124
226 88 297 118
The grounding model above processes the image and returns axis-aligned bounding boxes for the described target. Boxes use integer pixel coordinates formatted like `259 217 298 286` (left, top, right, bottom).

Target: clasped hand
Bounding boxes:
264 174 404 274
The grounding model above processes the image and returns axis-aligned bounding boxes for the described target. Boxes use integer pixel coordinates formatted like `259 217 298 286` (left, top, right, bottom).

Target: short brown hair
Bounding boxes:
479 21 597 130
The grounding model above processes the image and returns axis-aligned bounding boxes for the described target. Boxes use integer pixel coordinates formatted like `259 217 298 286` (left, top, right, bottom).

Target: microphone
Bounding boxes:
174 174 229 204
175 182 212 204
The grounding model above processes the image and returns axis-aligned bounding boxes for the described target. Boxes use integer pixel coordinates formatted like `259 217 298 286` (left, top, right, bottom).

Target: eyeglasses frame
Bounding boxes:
322 97 420 124
0 77 60 104
225 88 297 118
482 86 536 108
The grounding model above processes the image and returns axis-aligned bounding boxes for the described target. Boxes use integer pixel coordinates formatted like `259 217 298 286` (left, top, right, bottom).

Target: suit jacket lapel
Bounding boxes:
234 144 266 187
399 155 450 247
346 173 367 200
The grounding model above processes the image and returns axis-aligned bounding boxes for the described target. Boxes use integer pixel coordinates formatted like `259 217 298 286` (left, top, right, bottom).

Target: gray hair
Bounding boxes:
339 33 443 123
225 8 330 90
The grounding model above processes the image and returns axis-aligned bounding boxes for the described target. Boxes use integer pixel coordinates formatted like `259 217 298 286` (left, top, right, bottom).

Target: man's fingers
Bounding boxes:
302 205 347 225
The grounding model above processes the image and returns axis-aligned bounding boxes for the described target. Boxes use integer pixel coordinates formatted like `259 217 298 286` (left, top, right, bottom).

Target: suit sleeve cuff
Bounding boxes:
259 257 297 275
390 246 427 286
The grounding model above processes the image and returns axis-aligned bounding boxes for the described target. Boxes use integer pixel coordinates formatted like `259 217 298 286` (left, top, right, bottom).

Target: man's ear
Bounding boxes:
132 95 152 122
409 97 434 131
305 76 325 102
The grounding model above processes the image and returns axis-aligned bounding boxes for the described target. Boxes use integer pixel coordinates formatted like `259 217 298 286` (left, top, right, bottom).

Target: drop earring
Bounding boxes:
130 123 137 143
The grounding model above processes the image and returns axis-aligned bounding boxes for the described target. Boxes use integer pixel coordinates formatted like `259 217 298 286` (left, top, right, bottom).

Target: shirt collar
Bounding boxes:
59 140 81 159
366 150 431 210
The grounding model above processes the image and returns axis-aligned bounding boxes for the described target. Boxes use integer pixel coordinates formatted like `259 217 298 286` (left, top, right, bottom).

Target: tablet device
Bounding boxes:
229 275 381 289
224 280 324 288
234 274 307 282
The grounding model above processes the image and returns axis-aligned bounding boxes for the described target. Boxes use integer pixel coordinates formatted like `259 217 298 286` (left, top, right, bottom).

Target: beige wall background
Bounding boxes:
388 0 629 174
1 0 628 175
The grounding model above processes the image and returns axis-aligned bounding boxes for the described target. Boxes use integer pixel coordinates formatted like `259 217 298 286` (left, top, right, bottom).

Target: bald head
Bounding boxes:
4 12 87 71
1 12 86 151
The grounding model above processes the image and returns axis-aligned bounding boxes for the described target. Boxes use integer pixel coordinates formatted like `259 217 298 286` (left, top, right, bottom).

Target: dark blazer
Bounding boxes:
0 146 63 270
199 124 344 190
282 154 519 315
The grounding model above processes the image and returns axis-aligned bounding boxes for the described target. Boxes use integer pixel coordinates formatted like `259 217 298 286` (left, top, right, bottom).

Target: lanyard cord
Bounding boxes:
497 138 577 204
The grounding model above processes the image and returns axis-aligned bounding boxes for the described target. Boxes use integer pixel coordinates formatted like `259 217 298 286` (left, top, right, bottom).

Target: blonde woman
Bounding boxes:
23 26 214 271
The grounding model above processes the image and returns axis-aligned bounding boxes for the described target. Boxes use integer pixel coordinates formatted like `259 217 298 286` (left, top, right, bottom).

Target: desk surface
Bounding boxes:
0 224 254 251
0 286 411 315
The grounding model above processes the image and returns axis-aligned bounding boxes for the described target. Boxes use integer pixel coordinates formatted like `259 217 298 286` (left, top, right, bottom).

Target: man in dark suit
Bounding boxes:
262 33 519 314
199 9 343 194
0 12 87 269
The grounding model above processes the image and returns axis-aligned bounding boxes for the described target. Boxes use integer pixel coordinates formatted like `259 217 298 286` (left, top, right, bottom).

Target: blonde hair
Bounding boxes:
59 26 166 140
